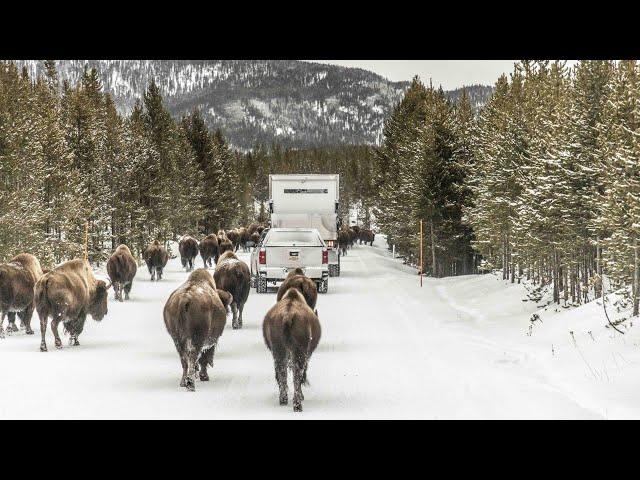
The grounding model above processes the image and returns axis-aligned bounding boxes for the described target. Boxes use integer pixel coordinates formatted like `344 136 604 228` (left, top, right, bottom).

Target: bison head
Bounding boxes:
89 280 110 321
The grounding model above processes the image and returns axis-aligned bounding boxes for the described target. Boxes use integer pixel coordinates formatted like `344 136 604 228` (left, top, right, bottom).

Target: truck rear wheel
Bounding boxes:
318 278 328 294
329 264 340 277
257 277 267 293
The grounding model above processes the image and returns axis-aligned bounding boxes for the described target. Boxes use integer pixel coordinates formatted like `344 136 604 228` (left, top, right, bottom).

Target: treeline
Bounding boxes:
0 60 239 266
375 60 640 315
374 79 476 277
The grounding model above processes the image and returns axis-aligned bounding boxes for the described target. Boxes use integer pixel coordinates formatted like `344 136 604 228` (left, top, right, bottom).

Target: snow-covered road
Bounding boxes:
2 236 636 419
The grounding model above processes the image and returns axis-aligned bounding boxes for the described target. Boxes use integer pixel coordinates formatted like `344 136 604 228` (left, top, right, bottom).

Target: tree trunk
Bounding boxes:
430 221 436 279
634 237 639 317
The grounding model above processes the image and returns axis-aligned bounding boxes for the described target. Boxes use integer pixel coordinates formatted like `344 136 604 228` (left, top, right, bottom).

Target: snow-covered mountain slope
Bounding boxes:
1 235 636 419
15 60 492 150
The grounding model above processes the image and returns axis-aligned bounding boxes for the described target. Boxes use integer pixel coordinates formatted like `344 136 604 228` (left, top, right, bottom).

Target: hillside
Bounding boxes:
16 60 493 149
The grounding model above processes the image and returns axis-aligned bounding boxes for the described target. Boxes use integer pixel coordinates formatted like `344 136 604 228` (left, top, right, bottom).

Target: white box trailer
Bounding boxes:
268 174 342 276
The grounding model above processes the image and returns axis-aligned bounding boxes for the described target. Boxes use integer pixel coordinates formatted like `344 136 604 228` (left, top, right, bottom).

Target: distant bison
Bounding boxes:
263 287 321 412
163 269 230 391
238 227 250 252
250 232 261 250
247 223 260 236
338 229 351 256
178 235 199 272
106 244 137 302
359 229 375 246
0 253 44 337
35 259 110 351
214 251 250 329
348 228 357 247
276 268 318 311
226 229 240 252
143 240 169 281
218 235 234 258
199 234 219 268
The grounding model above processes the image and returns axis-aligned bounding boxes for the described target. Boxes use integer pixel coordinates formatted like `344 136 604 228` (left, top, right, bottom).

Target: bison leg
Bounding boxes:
292 352 307 412
238 303 244 329
157 267 163 281
38 308 49 351
124 281 132 301
6 312 18 334
272 349 288 405
51 317 63 349
198 345 216 381
115 283 123 302
231 302 239 329
0 311 5 339
183 339 198 391
19 305 35 335
68 314 85 346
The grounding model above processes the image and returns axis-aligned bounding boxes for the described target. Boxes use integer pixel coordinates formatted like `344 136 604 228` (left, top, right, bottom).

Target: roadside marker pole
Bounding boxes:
420 220 423 287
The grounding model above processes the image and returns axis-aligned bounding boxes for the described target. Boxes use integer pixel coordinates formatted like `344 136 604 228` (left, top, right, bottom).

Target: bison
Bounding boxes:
106 244 137 302
199 234 219 268
178 235 199 271
143 240 169 281
163 268 230 391
276 268 318 311
359 229 375 246
238 227 250 252
218 235 234 257
247 223 259 236
226 229 240 252
263 287 321 412
250 232 261 251
338 229 351 256
214 251 250 329
0 253 44 338
34 259 110 352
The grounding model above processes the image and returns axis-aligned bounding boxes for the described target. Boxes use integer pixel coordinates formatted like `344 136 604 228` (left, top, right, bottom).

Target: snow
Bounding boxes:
1 235 640 419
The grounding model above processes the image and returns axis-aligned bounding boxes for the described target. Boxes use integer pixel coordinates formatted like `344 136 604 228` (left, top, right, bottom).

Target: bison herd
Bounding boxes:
0 221 375 412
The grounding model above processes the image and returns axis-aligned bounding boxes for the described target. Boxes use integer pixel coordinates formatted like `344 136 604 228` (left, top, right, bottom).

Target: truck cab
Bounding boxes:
268 174 341 276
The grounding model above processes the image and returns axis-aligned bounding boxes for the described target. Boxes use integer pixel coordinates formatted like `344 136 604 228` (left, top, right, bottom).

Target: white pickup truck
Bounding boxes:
250 228 329 294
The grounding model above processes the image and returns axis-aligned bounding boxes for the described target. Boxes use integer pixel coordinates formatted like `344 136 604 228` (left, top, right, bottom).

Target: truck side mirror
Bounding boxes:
335 201 339 214
269 200 273 214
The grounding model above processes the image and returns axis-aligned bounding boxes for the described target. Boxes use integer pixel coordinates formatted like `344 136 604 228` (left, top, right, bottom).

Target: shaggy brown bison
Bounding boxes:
214 251 250 329
263 287 321 412
250 232 261 250
247 223 259 236
359 229 375 246
226 229 240 252
338 229 351 256
0 253 44 338
34 259 110 352
218 235 234 257
178 235 199 271
238 227 250 252
199 234 219 268
163 269 230 391
106 245 137 302
348 228 358 247
276 268 318 311
143 240 169 281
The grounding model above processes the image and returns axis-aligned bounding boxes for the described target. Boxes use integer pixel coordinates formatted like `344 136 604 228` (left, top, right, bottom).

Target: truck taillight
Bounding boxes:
259 249 266 265
322 249 328 264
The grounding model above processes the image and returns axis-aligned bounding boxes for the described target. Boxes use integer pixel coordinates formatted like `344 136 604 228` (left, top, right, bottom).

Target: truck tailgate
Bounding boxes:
267 246 324 269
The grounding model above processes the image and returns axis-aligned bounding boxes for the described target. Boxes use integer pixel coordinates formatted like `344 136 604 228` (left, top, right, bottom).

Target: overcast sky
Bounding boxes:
305 60 578 90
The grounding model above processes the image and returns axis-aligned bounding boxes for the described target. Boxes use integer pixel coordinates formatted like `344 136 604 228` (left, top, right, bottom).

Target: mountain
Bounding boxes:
15 60 493 150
